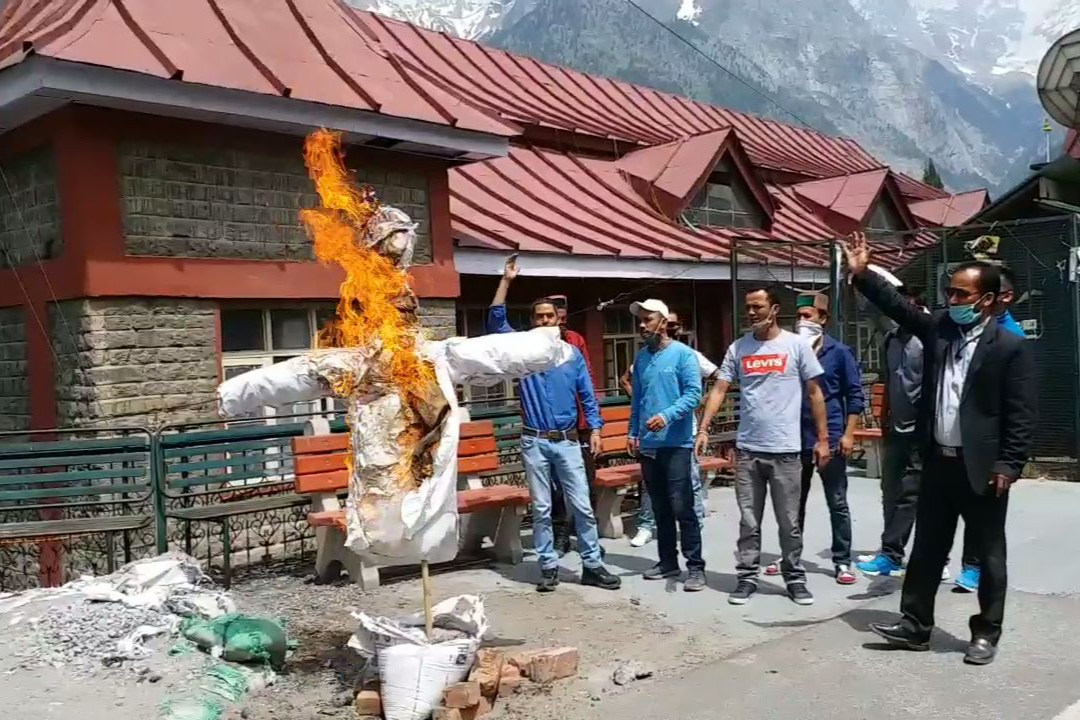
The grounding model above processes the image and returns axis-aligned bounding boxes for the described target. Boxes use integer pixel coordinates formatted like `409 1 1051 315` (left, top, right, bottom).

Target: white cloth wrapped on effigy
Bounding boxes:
216 326 573 566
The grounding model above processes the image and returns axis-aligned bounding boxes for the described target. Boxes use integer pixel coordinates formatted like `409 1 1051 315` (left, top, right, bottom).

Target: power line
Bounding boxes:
621 0 816 130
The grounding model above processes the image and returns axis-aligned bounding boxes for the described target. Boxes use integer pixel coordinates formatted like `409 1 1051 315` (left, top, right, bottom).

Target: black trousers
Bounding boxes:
798 452 853 567
641 447 704 571
552 429 596 538
899 454 1009 644
880 432 980 568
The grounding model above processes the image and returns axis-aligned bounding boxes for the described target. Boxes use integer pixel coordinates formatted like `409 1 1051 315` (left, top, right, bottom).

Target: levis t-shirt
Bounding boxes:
718 330 824 454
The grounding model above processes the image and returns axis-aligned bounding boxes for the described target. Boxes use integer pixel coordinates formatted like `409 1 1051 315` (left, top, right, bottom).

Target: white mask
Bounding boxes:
796 320 824 341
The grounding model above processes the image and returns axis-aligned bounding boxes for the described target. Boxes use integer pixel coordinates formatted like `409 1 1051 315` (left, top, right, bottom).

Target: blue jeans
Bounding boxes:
638 452 705 533
521 435 603 570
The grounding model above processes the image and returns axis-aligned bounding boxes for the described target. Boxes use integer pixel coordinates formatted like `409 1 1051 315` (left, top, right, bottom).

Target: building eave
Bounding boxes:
0 56 511 161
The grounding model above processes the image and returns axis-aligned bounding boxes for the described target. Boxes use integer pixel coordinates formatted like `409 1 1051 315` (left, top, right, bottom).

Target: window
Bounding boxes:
866 197 906 233
454 305 532 411
683 158 764 230
220 306 342 417
603 309 641 392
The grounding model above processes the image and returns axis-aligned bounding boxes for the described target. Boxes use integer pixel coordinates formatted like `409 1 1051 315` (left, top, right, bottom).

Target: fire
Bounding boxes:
300 129 434 405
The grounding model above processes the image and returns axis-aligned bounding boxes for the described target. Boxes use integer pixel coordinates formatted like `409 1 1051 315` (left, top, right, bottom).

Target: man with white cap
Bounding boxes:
627 299 706 591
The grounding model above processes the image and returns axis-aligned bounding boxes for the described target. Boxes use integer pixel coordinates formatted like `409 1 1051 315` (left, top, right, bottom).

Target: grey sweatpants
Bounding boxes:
735 449 806 583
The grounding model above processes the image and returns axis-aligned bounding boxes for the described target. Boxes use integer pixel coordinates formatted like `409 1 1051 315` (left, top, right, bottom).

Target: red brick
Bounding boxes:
353 690 382 716
528 647 579 683
459 697 493 720
443 681 482 709
433 709 462 720
504 650 538 676
473 648 506 698
497 665 524 697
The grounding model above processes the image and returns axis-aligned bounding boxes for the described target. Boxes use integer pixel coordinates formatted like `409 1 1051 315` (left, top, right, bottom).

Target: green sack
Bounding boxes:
181 614 288 669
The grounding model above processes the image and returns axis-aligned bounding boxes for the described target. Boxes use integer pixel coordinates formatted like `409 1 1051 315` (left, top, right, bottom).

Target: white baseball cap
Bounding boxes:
629 299 670 318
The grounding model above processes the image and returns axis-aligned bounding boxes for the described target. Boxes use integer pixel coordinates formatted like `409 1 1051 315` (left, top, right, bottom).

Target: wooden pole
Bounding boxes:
421 559 434 640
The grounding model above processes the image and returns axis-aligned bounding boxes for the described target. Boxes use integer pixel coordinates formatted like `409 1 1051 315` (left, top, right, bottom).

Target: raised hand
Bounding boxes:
503 254 520 281
839 232 870 275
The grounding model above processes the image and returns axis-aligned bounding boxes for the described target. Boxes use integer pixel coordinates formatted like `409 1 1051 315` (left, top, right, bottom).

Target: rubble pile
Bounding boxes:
353 646 580 720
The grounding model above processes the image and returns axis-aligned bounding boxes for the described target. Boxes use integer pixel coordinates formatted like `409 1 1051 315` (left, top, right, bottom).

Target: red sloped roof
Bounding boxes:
894 173 950 201
792 169 889 223
356 11 884 180
1067 129 1079 159
616 129 732 211
909 189 989 227
449 146 839 267
0 0 517 138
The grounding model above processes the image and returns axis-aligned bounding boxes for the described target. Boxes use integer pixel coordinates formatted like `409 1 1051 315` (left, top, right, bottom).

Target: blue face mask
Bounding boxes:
948 303 981 326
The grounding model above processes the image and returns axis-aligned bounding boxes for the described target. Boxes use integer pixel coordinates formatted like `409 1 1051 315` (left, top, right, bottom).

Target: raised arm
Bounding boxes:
843 234 934 341
486 257 519 335
992 342 1037 492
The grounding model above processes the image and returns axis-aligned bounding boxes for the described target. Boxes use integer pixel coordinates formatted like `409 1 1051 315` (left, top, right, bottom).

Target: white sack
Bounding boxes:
442 326 576 388
217 356 324 417
348 595 485 720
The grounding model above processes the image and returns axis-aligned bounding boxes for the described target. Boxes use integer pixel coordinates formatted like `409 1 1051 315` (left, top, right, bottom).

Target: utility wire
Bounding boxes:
621 0 816 129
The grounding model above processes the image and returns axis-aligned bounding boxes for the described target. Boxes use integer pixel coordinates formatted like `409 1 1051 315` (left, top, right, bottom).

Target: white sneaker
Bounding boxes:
857 553 878 564
630 528 653 547
941 565 951 581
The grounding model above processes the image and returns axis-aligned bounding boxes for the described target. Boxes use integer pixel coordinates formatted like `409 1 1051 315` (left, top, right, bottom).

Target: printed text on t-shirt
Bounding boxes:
741 353 788 375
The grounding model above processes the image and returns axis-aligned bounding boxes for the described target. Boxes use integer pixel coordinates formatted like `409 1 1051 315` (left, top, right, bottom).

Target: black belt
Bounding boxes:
522 427 579 442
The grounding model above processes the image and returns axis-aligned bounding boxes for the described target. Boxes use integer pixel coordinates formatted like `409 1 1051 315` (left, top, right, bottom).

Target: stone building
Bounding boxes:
0 0 513 431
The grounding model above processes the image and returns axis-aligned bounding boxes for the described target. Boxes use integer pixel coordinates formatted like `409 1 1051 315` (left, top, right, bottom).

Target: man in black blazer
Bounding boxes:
842 234 1036 665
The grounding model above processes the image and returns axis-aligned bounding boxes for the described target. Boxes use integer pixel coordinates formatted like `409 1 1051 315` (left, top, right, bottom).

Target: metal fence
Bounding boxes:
733 215 1080 476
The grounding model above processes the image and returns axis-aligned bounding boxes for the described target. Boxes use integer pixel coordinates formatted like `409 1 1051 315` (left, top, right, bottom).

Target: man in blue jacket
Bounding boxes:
627 299 705 591
792 292 865 586
487 257 620 593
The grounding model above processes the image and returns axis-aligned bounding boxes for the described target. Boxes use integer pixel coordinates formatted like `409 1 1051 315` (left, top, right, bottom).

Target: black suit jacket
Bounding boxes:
854 269 1037 494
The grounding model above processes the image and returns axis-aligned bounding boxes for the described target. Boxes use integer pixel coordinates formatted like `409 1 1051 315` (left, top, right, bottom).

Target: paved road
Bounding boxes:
564 473 1080 719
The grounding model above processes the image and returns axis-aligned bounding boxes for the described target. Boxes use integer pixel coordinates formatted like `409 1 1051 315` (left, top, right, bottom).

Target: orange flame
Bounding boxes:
300 129 434 405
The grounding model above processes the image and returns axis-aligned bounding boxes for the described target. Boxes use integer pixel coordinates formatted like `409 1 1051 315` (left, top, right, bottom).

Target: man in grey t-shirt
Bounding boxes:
698 287 830 607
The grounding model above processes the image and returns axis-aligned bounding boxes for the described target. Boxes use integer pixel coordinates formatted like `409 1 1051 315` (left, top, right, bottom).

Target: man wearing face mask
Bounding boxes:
843 234 1036 665
698 287 831 606
621 312 716 548
778 292 864 586
627 300 705 591
487 256 621 593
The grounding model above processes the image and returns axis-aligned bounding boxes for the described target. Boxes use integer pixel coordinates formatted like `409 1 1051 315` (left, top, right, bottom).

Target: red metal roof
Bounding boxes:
791 169 889 223
0 0 517 138
1067 129 1080 160
356 11 884 180
615 130 732 214
893 172 950 201
909 189 989 227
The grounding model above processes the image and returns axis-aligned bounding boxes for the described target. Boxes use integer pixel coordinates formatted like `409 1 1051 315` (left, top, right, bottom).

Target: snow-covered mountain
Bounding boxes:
353 0 1075 194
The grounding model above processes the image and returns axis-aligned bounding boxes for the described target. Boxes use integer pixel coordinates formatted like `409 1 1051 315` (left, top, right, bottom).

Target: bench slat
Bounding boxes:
168 493 308 520
166 467 294 489
600 421 628 438
168 451 286 475
600 436 627 454
0 514 151 541
459 436 496 457
601 406 631 422
295 453 347 476
0 482 152 502
0 436 149 458
306 484 530 528
0 452 147 471
458 454 499 475
295 469 349 495
293 434 350 455
159 422 309 447
0 467 146 487
162 437 289 459
460 421 494 439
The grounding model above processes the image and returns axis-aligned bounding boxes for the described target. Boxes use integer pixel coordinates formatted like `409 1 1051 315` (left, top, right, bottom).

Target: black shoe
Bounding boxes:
643 564 681 580
868 622 930 651
963 637 997 665
581 565 621 590
684 569 706 592
787 582 815 606
554 533 572 558
536 568 559 593
728 580 757 605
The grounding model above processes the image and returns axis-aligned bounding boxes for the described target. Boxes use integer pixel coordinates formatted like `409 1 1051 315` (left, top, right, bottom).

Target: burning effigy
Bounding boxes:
217 130 572 565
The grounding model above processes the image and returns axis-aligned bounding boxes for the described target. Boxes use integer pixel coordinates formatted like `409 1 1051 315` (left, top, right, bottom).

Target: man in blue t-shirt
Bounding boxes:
627 299 705 591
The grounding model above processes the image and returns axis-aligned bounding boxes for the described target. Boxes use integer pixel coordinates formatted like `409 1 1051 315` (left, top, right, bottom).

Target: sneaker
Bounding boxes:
643 564 680 580
856 554 903 577
684 569 706 592
764 562 781 576
835 565 857 585
536 568 559 593
941 565 950 582
857 552 879 564
955 565 980 593
581 565 621 590
788 582 815 605
728 580 758 605
554 533 572 558
630 528 653 547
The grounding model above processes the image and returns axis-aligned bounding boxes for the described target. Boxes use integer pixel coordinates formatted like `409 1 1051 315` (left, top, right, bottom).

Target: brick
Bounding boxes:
353 690 382 716
504 650 539 675
497 664 524 697
432 709 462 720
472 648 505 698
458 697 493 720
528 647 579 684
443 681 481 709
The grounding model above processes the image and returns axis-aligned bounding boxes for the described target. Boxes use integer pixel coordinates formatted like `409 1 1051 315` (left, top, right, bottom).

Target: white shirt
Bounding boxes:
934 318 989 447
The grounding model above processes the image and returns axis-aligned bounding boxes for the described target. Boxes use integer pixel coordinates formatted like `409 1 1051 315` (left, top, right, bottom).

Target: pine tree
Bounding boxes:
922 159 944 190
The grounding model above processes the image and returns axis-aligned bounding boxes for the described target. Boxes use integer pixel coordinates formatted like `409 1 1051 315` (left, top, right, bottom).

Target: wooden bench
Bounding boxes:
852 383 885 478
592 405 735 539
292 417 530 589
0 429 155 585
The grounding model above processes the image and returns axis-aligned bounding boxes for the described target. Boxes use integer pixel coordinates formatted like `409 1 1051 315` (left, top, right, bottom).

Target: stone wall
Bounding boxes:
417 299 456 341
0 307 29 431
51 299 218 427
0 146 61 269
118 141 433 264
